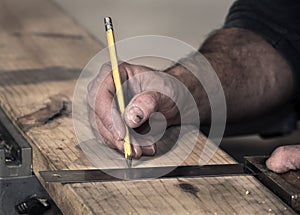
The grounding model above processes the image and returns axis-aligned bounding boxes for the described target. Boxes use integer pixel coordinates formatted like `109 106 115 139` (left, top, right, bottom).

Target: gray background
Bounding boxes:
55 0 234 48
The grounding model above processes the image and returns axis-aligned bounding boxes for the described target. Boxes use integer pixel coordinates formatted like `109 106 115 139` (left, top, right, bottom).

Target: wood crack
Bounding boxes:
17 94 72 131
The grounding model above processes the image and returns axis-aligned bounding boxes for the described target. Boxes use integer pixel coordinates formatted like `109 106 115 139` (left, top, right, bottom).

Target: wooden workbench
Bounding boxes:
0 0 296 214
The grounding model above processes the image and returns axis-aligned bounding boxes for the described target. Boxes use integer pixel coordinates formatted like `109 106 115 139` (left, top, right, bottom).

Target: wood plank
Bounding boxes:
0 0 296 214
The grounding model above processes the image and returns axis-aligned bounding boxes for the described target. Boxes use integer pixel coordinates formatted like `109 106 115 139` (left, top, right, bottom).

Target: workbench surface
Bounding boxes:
0 0 296 214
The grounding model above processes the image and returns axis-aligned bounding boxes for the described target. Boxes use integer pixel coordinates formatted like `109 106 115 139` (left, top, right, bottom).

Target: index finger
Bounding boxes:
87 63 127 145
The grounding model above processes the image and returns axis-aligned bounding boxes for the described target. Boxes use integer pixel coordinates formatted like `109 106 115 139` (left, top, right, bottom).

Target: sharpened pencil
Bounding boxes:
104 17 132 168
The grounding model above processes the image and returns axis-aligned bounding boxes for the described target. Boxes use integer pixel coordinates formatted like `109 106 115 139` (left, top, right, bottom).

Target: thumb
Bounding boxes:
124 91 160 128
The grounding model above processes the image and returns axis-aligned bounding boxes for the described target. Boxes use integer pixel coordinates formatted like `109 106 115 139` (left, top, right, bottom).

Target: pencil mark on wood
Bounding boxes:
17 94 71 131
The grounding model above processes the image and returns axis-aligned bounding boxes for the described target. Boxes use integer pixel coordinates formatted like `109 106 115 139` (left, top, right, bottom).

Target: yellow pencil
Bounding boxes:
104 17 132 168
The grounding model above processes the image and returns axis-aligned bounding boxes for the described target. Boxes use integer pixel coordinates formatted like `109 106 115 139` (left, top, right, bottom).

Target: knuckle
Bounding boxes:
274 146 286 156
87 79 94 92
100 62 112 72
118 61 128 71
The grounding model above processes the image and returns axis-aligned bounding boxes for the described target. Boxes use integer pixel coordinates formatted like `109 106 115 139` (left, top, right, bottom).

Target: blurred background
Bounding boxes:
54 0 234 48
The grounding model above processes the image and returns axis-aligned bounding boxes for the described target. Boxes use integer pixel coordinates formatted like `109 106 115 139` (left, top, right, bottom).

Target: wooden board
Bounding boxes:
0 0 297 214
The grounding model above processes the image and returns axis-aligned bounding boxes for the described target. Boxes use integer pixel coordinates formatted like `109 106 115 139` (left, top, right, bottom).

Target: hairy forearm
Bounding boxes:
167 28 294 124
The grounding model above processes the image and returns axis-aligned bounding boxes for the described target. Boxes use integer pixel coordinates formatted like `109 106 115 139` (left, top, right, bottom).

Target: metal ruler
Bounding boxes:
40 163 249 183
40 156 300 213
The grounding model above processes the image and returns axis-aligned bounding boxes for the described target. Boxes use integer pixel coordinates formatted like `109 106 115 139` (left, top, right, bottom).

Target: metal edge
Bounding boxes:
40 164 246 184
0 105 32 178
244 156 300 213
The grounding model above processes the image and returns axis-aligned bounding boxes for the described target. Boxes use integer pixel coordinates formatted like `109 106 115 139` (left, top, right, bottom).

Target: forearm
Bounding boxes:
167 28 294 124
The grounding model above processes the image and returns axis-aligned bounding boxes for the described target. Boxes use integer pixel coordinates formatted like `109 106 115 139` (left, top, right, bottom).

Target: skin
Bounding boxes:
87 27 298 173
266 145 300 173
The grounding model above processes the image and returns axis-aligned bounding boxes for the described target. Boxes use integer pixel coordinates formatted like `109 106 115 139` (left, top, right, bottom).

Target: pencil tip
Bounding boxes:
126 158 132 168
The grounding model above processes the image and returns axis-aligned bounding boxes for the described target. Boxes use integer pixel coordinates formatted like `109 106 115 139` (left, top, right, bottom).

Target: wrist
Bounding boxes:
164 53 212 125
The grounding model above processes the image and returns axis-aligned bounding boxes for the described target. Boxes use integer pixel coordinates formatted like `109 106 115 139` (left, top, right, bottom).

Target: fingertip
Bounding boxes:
142 144 156 156
132 144 142 159
265 157 273 170
265 149 288 173
129 135 142 158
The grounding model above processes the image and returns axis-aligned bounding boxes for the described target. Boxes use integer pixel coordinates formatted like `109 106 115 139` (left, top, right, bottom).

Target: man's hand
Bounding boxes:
86 27 296 162
266 144 300 173
87 62 182 158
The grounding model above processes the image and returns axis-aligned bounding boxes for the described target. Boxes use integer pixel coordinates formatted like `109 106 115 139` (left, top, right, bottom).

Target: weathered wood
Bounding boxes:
0 0 296 214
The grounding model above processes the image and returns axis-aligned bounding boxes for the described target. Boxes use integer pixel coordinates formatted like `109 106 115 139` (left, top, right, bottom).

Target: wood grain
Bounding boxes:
0 0 296 214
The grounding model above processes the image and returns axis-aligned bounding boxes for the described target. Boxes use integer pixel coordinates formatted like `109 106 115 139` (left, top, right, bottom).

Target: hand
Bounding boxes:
87 62 184 159
266 144 300 173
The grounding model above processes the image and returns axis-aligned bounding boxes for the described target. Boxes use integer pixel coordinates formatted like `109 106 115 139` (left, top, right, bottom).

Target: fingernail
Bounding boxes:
128 106 144 124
